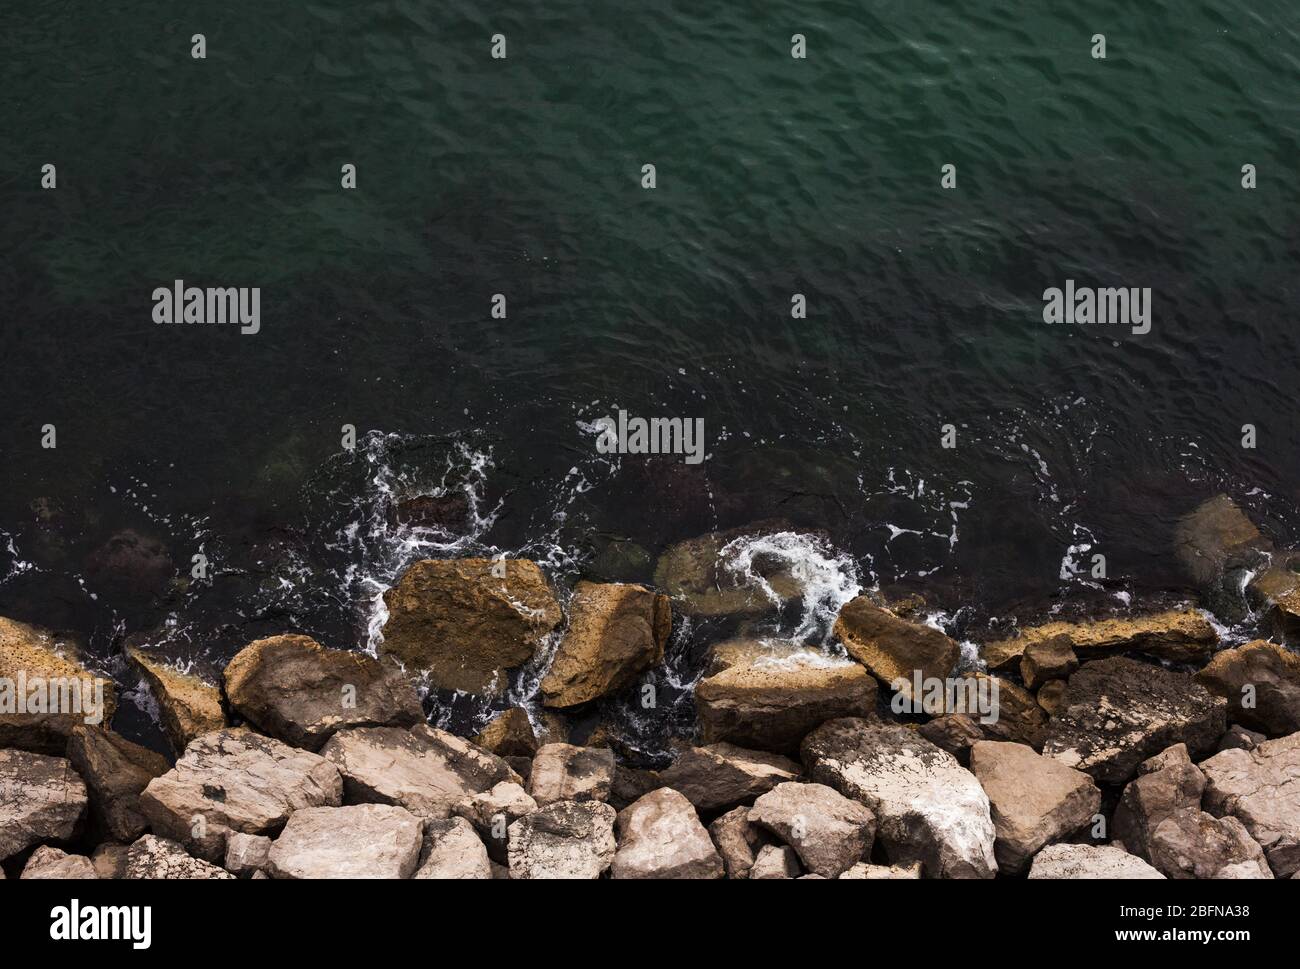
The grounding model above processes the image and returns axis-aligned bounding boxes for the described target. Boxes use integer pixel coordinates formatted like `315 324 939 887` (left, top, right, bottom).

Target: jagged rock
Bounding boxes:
839 861 922 879
969 741 1101 874
1114 745 1271 879
378 558 562 695
139 728 343 861
321 723 520 820
801 718 996 878
540 581 671 707
1196 640 1300 736
833 597 959 699
1021 636 1079 690
125 835 234 879
528 744 615 806
748 781 875 878
222 634 422 750
954 673 1048 749
1174 495 1270 588
749 844 801 879
918 714 984 765
224 832 272 877
612 788 725 879
472 707 565 756
1246 561 1300 633
1041 657 1227 784
1218 724 1266 752
708 806 767 879
658 742 801 811
1200 732 1300 876
1027 843 1166 879
91 843 129 879
983 609 1218 671
453 781 536 863
267 804 423 879
695 639 877 754
1036 679 1067 717
126 647 224 755
65 725 168 842
507 800 617 879
609 765 663 810
652 524 803 619
415 817 492 879
20 846 97 879
0 616 116 753
0 748 88 860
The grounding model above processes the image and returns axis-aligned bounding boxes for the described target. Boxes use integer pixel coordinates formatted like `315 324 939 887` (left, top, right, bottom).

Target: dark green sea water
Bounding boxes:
2 1 1299 746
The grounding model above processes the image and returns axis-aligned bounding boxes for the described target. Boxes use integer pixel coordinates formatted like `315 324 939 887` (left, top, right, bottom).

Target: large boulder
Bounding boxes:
378 558 562 695
801 718 997 878
415 817 492 879
833 597 959 699
223 634 423 750
1027 842 1165 879
612 788 725 879
708 806 767 879
452 781 537 863
126 647 224 755
65 725 169 842
652 524 803 619
20 846 97 879
982 609 1218 671
658 742 801 812
139 728 343 860
969 741 1101 874
540 581 671 707
528 743 615 806
694 639 878 755
1200 732 1300 876
507 800 617 879
0 616 116 753
321 724 520 820
1114 745 1271 879
1041 657 1227 784
1195 641 1300 736
125 835 234 879
0 748 88 860
748 782 875 878
267 804 424 879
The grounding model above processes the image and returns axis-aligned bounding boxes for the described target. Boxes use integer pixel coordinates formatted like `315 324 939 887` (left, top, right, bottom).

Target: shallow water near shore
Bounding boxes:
2 1 1299 752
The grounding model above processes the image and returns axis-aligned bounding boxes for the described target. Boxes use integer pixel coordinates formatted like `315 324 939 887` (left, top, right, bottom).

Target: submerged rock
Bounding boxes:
1041 657 1226 784
748 781 875 878
20 846 97 879
1174 495 1270 590
379 558 562 695
658 742 801 812
267 804 424 879
415 817 492 879
1195 640 1300 736
833 597 960 699
507 800 617 879
223 634 423 750
983 609 1218 671
612 788 724 879
65 724 169 842
801 718 997 878
0 748 88 861
84 529 174 605
1200 731 1300 876
1027 843 1165 880
652 524 803 619
528 743 615 806
126 835 234 879
126 647 224 755
695 639 878 755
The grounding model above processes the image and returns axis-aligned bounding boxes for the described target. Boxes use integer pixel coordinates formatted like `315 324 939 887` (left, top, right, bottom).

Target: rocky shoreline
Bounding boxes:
3 494 1300 879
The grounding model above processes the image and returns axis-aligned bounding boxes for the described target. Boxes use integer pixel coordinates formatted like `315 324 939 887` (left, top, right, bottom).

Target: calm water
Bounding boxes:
2 1 1299 749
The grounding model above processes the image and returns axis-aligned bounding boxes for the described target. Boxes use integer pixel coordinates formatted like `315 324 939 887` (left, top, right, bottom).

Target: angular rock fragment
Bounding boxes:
658 742 800 812
125 835 234 879
1195 640 1300 736
833 597 959 699
748 781 874 878
126 647 224 754
65 725 169 842
1027 842 1165 879
507 800 617 879
0 748 88 860
1200 732 1300 876
20 846 97 879
527 743 615 806
267 804 424 879
612 788 724 879
415 817 492 879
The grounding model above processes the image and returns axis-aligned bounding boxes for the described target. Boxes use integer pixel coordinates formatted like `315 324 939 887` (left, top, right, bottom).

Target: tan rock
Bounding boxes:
917 714 984 764
1027 842 1165 879
612 788 724 879
1200 732 1300 876
528 743 615 806
125 835 234 879
0 748 88 861
748 781 875 878
415 817 492 879
658 742 801 811
453 781 537 863
708 806 766 879
833 597 959 698
224 832 272 877
984 609 1218 671
267 804 424 879
20 846 97 879
1021 636 1079 690
91 842 129 879
126 647 224 755
1195 640 1300 736
472 707 564 756
839 861 922 879
652 524 803 619
749 844 801 879
1036 679 1068 717
507 800 617 879
956 672 1048 749
65 725 169 842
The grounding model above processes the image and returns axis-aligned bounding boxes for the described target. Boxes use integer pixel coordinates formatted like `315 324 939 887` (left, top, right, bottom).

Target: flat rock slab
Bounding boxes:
508 800 617 879
528 743 615 806
139 728 343 860
1027 843 1165 879
801 718 997 878
613 787 724 879
749 781 875 878
267 803 424 879
223 634 422 750
658 742 801 812
65 725 169 843
983 609 1218 671
1200 731 1300 876
0 748 88 860
126 835 234 879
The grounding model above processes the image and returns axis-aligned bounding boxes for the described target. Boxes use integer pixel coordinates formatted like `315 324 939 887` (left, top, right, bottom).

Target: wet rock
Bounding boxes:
983 609 1218 671
91 842 129 879
833 597 960 699
528 743 615 806
267 804 424 879
472 707 563 757
1027 843 1166 879
126 647 224 755
918 714 984 765
1200 732 1300 876
0 748 88 860
393 492 472 532
0 616 116 753
969 741 1102 874
1021 636 1079 690
125 835 234 879
84 529 173 604
612 788 725 879
658 742 801 812
839 861 923 879
453 781 536 863
652 523 803 619
507 800 617 879
223 634 423 750
801 718 997 878
1174 495 1270 589
584 537 653 584
1195 640 1300 736
749 782 875 878
695 639 878 755
1246 560 1300 634
1218 724 1266 752
20 846 97 879
750 844 801 879
139 728 343 861
379 558 562 695
65 725 169 842
1041 657 1227 784
540 581 672 707
224 832 272 877
708 806 766 879
321 724 520 820
1114 745 1271 879
415 817 492 879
